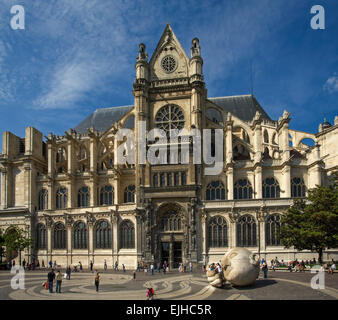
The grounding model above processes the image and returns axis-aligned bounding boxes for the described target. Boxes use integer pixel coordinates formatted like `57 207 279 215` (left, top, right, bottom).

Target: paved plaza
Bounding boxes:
0 269 337 300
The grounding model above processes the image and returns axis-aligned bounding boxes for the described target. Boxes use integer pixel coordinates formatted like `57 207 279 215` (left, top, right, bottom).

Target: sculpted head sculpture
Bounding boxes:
207 247 260 288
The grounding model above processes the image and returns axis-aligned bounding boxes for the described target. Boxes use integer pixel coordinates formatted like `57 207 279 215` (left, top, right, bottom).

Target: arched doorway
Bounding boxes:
156 203 186 269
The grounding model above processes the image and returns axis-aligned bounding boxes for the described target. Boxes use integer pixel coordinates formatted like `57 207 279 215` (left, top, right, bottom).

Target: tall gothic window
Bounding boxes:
155 104 185 135
266 214 282 246
38 189 48 210
160 173 165 187
124 185 135 203
181 172 187 185
236 215 257 247
36 223 46 249
167 173 172 186
206 181 226 200
208 216 228 248
119 220 135 249
78 186 90 207
153 174 158 187
53 222 66 249
73 221 88 249
291 177 306 198
161 211 182 232
174 172 180 186
234 179 253 200
100 185 113 205
262 178 280 199
95 220 111 249
56 187 67 209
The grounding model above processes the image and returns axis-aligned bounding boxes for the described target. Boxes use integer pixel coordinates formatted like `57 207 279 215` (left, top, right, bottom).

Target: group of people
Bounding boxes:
45 268 101 293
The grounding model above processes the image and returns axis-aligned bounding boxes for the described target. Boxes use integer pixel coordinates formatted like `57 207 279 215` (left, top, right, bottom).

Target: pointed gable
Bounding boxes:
149 24 189 81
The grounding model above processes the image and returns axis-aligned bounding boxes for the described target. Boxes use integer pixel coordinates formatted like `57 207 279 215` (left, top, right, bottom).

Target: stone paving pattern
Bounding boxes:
0 269 337 300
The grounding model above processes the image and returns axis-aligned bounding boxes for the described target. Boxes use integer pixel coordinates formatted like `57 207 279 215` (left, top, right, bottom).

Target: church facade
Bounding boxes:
1 25 337 269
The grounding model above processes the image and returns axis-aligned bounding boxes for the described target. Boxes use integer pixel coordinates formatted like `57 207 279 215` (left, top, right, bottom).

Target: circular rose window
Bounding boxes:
161 55 177 73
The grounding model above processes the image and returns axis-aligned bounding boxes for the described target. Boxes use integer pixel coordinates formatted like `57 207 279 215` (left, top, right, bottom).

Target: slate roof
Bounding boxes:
75 105 134 133
208 95 272 121
74 95 272 134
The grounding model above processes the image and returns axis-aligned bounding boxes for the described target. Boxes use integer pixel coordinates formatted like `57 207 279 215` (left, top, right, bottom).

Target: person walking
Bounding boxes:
47 269 55 293
189 262 192 273
123 264 126 273
22 259 26 269
42 260 45 268
49 260 52 269
114 261 118 271
53 260 57 269
262 261 268 278
104 259 107 271
163 263 166 275
56 270 62 293
94 272 100 292
79 261 82 271
137 262 140 272
66 265 71 280
150 263 154 275
133 271 136 280
90 260 93 272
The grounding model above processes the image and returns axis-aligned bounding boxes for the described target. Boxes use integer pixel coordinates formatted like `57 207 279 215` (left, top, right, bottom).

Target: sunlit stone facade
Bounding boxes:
1 25 337 268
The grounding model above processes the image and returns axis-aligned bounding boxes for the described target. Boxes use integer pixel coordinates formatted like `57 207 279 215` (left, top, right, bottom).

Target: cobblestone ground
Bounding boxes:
0 269 337 300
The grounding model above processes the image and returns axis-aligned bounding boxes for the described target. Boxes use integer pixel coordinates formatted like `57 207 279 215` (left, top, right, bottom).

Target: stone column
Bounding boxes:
282 165 291 198
113 177 119 205
254 165 262 199
45 218 53 263
201 210 207 265
87 215 94 268
112 212 119 265
229 211 238 248
0 169 8 209
66 217 73 266
227 166 234 200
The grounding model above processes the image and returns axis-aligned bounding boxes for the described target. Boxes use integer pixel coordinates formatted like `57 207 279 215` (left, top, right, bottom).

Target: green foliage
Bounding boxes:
281 172 338 263
2 226 33 260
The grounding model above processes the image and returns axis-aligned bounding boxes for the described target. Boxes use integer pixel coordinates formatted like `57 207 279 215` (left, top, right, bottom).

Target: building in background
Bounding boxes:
0 25 337 268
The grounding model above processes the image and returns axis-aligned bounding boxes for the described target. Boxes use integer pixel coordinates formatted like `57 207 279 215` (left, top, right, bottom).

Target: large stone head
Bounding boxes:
221 247 260 287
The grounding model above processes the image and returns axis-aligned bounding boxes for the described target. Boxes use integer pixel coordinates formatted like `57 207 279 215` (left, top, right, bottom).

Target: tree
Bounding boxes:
280 173 338 264
3 226 33 265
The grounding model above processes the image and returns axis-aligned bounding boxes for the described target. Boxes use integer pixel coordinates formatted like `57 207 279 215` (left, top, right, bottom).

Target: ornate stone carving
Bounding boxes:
229 209 239 223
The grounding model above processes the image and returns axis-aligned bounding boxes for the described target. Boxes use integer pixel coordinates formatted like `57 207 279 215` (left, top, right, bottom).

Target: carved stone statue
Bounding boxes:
207 247 260 287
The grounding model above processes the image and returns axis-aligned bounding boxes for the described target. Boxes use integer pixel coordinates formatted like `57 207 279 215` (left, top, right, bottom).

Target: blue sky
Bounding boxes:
0 0 337 152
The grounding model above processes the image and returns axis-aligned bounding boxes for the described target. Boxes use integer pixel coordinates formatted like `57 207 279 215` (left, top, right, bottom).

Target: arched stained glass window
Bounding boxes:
95 220 111 249
234 179 253 200
262 178 280 199
100 185 113 206
78 186 90 207
119 220 135 249
36 223 46 249
291 177 306 198
56 187 67 209
124 185 135 203
53 222 66 249
161 211 182 232
206 181 226 200
155 104 185 135
38 189 48 210
236 215 257 247
208 216 228 247
73 221 88 249
266 214 282 246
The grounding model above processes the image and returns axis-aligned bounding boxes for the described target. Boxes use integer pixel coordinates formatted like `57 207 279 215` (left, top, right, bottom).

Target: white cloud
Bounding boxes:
324 73 338 94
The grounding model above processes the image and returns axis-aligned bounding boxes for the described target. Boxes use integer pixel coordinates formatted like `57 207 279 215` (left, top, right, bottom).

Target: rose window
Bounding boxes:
161 55 177 73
